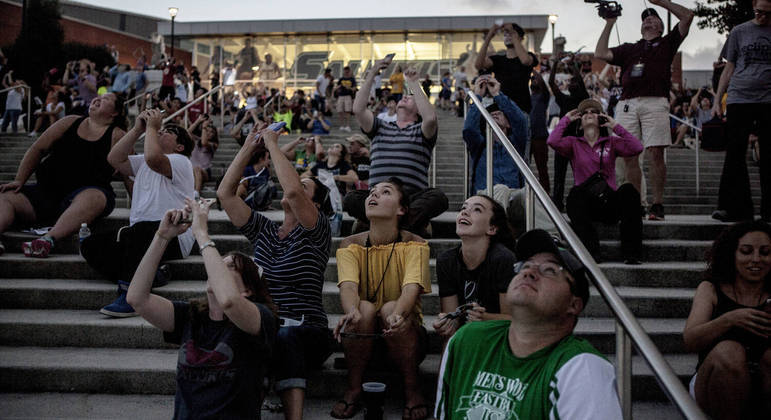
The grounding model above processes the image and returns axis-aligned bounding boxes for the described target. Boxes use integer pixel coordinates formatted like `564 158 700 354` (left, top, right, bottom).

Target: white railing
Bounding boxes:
670 114 703 197
0 84 32 132
125 86 160 109
161 86 223 130
466 91 707 420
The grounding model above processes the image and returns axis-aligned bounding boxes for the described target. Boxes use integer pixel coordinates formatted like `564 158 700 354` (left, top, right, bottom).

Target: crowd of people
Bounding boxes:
0 0 769 418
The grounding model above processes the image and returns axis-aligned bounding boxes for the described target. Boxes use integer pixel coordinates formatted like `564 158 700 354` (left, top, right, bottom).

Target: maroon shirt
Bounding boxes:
609 29 684 100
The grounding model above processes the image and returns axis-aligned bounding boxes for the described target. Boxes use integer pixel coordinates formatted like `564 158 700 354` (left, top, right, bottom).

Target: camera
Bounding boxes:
585 0 623 19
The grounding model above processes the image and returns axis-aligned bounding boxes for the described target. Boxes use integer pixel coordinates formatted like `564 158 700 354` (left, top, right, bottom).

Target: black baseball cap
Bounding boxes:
514 229 590 306
641 8 661 21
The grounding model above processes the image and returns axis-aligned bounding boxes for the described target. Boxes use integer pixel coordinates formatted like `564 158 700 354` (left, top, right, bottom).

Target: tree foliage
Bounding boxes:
6 0 64 96
695 0 755 35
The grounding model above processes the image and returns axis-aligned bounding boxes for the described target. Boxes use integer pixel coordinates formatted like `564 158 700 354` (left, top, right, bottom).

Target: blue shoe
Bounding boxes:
100 281 137 318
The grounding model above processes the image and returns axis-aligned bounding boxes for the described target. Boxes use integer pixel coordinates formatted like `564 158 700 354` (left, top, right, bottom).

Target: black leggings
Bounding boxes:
81 221 183 283
566 183 642 258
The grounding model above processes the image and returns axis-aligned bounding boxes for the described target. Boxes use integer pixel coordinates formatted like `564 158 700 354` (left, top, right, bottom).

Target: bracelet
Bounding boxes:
199 240 216 252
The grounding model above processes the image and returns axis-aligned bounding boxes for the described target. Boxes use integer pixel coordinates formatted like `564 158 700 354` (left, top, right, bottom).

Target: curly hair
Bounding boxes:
473 194 516 252
704 220 771 291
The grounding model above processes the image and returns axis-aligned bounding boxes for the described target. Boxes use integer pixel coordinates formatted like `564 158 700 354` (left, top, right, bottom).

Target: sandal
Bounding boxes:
402 403 429 420
330 399 361 419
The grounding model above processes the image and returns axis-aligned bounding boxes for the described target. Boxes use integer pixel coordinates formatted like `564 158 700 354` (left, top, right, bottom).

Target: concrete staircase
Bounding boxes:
0 111 763 418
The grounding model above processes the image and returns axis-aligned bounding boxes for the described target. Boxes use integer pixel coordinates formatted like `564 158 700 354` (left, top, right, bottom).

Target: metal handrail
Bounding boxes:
162 86 223 129
0 84 32 132
670 113 703 197
125 86 160 108
466 91 706 419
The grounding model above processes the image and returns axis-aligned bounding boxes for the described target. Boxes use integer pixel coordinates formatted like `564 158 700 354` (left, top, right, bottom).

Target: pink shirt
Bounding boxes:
547 116 643 190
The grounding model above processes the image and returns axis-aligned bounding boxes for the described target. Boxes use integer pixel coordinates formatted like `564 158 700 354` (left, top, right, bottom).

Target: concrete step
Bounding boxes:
0 393 685 419
0 253 707 289
0 346 696 402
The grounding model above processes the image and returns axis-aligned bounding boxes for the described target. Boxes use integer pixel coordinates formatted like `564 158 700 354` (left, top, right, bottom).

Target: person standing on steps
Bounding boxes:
711 0 771 223
594 0 695 221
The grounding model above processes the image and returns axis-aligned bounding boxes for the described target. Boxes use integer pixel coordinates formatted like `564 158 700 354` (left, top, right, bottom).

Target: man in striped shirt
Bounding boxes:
344 58 448 237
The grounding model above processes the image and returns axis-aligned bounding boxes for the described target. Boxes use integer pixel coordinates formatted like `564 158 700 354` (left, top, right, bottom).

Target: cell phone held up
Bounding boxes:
176 199 217 224
598 116 608 125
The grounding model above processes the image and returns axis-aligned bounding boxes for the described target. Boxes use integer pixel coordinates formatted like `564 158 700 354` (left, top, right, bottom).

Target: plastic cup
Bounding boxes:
362 382 386 420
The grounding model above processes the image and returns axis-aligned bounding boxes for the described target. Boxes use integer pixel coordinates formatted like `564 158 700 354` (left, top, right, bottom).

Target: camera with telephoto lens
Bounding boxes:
585 0 623 19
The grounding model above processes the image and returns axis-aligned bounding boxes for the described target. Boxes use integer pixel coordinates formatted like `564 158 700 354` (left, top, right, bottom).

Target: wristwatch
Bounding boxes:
199 240 216 252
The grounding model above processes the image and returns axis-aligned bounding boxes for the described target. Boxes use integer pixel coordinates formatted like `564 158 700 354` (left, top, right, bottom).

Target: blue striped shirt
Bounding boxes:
365 118 437 191
239 211 330 329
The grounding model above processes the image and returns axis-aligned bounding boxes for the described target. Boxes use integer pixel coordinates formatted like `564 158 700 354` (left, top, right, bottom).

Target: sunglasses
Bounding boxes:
581 109 600 116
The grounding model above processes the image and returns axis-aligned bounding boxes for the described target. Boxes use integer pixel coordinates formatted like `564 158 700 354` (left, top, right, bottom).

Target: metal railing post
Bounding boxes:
184 108 189 129
463 100 469 198
220 86 225 133
525 184 535 230
695 130 700 197
616 322 633 420
26 86 31 132
485 123 493 197
431 148 436 188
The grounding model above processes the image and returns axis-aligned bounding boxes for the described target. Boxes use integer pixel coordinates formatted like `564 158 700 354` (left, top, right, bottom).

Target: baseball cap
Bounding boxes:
346 133 369 147
577 99 603 115
641 8 661 21
514 229 590 306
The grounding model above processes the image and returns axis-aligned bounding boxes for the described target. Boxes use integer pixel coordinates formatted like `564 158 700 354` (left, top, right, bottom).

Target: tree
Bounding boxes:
694 0 755 35
6 0 64 97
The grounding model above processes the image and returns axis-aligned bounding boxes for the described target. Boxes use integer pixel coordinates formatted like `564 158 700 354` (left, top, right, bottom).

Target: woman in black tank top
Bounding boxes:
0 92 126 258
683 220 771 419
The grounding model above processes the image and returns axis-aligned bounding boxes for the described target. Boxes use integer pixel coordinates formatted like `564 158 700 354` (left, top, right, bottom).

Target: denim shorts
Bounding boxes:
20 184 116 225
272 325 332 392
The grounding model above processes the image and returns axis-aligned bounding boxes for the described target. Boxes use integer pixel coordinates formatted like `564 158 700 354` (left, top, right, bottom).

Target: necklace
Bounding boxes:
365 232 400 303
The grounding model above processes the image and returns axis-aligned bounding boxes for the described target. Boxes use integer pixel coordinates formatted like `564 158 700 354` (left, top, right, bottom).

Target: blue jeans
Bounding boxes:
273 325 331 392
1 109 21 132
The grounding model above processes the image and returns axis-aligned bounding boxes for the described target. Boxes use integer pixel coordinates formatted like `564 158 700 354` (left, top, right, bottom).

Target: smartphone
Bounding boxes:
268 121 287 131
384 53 396 63
178 199 217 224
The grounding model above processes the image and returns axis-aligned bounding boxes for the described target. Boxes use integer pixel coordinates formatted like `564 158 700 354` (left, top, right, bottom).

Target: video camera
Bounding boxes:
585 0 623 19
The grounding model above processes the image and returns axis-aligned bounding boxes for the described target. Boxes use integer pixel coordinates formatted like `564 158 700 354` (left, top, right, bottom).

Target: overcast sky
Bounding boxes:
74 0 726 69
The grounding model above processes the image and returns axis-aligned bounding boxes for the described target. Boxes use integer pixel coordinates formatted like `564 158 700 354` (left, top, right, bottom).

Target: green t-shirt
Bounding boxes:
435 320 622 420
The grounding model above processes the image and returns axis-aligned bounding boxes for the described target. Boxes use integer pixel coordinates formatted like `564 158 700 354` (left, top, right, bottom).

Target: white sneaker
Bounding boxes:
28 131 38 137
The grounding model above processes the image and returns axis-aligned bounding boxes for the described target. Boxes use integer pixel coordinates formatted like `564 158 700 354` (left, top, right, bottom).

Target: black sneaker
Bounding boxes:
648 204 665 221
153 264 171 288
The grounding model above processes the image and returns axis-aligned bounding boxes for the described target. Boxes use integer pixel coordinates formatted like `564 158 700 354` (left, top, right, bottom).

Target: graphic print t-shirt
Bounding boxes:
434 320 622 420
164 301 276 419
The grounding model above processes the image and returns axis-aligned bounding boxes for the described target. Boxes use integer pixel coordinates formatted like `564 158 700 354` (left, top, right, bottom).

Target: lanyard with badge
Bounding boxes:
630 38 660 78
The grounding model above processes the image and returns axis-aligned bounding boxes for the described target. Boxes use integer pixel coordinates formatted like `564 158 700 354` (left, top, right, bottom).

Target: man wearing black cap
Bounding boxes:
594 0 694 221
434 230 621 419
435 229 622 419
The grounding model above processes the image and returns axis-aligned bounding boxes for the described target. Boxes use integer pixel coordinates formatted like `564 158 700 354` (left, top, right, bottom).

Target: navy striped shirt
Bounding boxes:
239 211 330 329
365 118 437 191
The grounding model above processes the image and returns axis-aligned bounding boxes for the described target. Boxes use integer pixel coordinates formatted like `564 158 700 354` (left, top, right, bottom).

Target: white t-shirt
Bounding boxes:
316 75 330 97
376 111 397 123
128 153 195 257
5 88 23 110
453 71 467 88
245 95 258 110
46 102 65 119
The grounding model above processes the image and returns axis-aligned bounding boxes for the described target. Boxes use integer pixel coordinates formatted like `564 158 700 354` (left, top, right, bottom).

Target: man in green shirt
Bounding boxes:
434 229 622 419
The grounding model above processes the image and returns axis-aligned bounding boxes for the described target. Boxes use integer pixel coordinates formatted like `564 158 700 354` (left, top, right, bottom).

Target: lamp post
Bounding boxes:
548 14 558 57
168 7 178 59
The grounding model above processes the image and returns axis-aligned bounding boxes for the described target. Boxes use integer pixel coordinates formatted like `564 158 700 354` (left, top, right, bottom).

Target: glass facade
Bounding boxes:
189 32 523 94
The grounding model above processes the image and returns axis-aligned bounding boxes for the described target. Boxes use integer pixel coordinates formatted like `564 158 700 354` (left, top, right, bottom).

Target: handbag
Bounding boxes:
576 143 613 205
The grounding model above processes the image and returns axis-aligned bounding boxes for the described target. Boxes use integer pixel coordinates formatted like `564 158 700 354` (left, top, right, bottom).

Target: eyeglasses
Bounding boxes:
514 261 576 295
755 9 770 16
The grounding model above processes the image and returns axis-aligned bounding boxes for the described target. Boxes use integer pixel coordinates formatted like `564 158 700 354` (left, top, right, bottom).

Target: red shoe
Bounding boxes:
22 238 52 258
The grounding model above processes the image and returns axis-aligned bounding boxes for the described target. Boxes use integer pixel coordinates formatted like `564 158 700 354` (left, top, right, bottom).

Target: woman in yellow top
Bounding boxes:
389 65 405 101
331 177 431 420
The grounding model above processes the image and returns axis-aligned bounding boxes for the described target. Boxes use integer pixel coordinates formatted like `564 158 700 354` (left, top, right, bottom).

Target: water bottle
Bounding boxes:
78 223 91 254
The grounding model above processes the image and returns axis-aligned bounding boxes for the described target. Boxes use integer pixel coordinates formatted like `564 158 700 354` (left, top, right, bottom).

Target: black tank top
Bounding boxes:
697 285 770 369
36 117 116 195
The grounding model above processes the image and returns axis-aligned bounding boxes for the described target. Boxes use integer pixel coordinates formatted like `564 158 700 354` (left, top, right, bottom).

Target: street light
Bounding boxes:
548 14 558 56
168 7 178 59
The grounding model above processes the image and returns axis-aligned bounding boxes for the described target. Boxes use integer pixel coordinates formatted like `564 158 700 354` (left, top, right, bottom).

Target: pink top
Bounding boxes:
547 115 643 190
